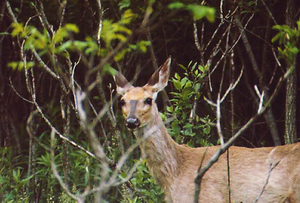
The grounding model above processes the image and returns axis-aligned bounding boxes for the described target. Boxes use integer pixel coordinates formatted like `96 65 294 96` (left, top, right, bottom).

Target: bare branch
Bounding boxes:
254 85 265 114
194 65 294 202
50 129 84 203
75 90 112 163
96 0 103 46
6 1 17 22
193 21 201 52
220 68 244 103
260 0 278 25
58 0 67 28
9 77 34 104
254 161 280 203
32 0 53 36
31 48 60 80
23 66 100 162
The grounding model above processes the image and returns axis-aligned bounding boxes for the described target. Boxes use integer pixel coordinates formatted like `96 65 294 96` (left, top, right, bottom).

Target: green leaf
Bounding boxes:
173 79 182 90
199 65 205 73
0 32 10 36
186 5 215 22
103 64 117 76
171 120 180 134
53 27 68 44
291 47 299 55
114 48 128 61
166 105 174 112
194 83 201 92
136 40 150 52
182 86 193 100
185 81 192 88
174 72 181 80
7 61 34 71
190 62 197 71
56 41 72 53
27 61 35 69
178 63 187 71
74 40 88 51
65 23 79 33
180 77 188 87
118 0 131 10
11 22 24 37
121 9 138 25
168 2 185 9
203 125 211 134
12 169 21 183
7 62 18 70
183 123 194 129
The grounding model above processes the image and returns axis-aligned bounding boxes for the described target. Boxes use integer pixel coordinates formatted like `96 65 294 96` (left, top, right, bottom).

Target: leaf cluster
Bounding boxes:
165 62 213 147
272 21 300 65
120 160 164 203
168 2 215 22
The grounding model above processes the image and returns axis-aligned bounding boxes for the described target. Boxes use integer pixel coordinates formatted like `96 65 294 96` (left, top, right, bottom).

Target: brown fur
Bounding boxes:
115 58 300 203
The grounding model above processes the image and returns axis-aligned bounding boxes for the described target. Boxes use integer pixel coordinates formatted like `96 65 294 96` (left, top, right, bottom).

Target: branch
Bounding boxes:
50 129 84 203
205 68 243 146
6 1 17 22
58 0 67 28
23 67 101 162
254 161 280 203
75 90 111 163
194 65 293 203
96 0 103 45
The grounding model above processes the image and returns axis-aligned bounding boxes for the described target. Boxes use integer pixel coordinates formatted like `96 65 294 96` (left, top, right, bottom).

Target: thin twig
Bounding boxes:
194 65 293 202
24 67 101 161
260 0 278 25
193 21 201 51
96 0 103 46
58 0 67 28
9 77 34 104
254 161 280 203
50 129 84 203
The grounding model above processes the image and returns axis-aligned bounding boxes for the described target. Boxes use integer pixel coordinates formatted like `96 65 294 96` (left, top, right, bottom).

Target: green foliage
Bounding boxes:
272 21 300 65
9 9 149 69
115 40 150 61
0 147 31 202
165 61 213 147
7 61 35 71
168 2 215 22
11 22 79 55
118 0 131 10
101 9 137 47
5 2 218 202
0 133 103 202
53 24 79 44
124 160 164 203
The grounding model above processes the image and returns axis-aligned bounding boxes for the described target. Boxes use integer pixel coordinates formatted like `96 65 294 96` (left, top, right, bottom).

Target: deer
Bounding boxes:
114 57 300 203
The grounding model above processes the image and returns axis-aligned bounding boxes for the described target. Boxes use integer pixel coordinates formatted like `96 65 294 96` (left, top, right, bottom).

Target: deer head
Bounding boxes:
115 57 171 130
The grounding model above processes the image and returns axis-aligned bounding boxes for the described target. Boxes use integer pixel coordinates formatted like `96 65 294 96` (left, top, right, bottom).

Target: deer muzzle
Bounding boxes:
126 116 140 129
125 100 140 129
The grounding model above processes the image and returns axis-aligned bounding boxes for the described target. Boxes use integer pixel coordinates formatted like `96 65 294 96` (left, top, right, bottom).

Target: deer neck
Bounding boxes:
134 107 179 190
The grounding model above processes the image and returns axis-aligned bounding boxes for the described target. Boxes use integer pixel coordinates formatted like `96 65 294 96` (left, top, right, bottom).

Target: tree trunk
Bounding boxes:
284 0 297 144
235 16 281 146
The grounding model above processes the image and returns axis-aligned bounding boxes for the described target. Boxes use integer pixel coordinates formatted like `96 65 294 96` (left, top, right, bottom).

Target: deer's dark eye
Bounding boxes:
120 99 125 107
144 98 152 105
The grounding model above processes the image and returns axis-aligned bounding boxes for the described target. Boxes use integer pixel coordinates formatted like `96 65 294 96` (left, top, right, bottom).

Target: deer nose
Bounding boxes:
126 117 140 129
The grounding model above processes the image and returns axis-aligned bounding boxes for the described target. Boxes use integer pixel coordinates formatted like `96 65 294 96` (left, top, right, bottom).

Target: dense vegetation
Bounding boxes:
0 0 299 202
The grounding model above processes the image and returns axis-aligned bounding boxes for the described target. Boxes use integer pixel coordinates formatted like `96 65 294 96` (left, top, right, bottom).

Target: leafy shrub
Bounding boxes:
165 62 213 147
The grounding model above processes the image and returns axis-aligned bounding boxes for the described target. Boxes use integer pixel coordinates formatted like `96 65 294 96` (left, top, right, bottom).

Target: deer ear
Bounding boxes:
147 57 171 93
114 71 133 95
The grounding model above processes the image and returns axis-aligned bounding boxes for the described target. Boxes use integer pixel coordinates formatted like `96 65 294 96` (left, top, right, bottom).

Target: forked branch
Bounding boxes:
194 66 294 203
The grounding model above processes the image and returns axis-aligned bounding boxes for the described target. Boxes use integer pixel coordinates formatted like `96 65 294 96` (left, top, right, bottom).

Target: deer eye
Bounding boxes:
120 99 126 107
144 98 152 105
